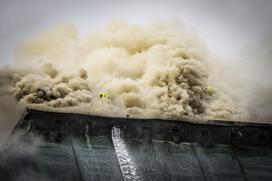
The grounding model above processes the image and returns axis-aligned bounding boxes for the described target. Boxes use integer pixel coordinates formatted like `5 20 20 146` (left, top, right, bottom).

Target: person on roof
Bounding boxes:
99 92 111 100
205 85 215 96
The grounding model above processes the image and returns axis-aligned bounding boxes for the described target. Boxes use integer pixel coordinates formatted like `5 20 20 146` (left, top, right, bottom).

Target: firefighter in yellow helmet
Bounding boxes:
99 92 111 100
205 85 215 96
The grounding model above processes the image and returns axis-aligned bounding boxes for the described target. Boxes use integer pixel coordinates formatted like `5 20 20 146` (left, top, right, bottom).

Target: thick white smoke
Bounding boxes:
0 96 24 147
0 20 240 120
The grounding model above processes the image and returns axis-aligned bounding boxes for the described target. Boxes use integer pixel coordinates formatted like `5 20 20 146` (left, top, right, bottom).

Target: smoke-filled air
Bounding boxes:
0 20 243 121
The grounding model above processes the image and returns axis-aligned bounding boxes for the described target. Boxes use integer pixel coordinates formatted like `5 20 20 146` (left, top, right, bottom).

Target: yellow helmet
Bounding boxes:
99 92 111 100
206 86 215 96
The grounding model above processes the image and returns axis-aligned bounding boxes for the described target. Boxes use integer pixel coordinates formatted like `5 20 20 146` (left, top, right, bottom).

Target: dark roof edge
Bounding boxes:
24 108 272 128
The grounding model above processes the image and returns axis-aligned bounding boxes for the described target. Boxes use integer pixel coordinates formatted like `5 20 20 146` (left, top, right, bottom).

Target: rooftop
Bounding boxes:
1 109 272 181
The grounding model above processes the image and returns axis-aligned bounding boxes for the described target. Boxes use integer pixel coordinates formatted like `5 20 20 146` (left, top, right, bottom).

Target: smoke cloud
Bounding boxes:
0 95 24 147
0 131 45 181
0 20 253 121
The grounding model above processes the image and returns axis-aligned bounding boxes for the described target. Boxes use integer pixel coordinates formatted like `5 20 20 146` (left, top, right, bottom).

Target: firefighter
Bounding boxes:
99 92 111 100
205 86 215 96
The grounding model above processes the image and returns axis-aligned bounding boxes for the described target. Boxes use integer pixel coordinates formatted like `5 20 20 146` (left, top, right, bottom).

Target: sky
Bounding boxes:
0 0 272 66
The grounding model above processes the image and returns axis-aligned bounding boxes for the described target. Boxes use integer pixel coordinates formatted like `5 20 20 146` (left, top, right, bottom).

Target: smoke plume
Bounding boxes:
0 20 242 120
0 95 24 147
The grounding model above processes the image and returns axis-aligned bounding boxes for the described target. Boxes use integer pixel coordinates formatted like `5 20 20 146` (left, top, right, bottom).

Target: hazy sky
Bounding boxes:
0 0 272 65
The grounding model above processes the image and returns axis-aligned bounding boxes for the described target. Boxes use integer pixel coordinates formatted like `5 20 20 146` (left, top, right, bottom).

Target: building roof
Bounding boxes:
1 109 272 181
